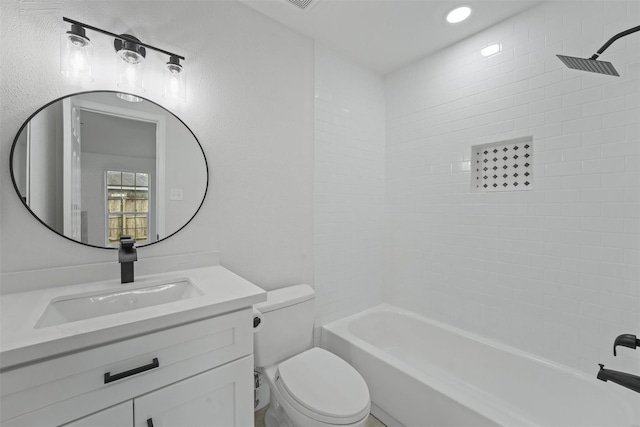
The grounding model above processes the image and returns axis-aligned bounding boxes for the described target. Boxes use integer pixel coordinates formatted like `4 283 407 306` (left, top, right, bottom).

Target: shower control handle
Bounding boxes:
613 334 640 356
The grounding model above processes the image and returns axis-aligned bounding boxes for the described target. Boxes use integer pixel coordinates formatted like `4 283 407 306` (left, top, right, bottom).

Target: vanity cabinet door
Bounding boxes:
134 355 253 427
61 401 133 427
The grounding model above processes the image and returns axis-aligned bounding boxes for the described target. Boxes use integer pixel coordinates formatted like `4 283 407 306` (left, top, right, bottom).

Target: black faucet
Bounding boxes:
596 333 640 394
119 235 137 284
597 364 640 394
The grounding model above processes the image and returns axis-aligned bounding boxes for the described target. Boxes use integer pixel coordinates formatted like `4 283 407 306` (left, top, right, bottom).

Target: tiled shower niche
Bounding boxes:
471 136 533 192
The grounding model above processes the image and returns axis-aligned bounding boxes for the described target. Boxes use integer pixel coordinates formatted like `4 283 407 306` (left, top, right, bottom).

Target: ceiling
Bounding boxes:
238 0 543 75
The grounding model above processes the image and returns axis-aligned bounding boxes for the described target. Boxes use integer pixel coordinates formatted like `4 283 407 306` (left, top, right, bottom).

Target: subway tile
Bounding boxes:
545 106 582 124
546 161 582 176
581 95 627 118
561 145 601 162
602 78 640 100
531 123 563 139
530 96 562 115
545 189 581 203
562 87 602 108
530 69 563 89
582 157 625 174
581 188 625 203
562 173 601 190
514 86 546 106
626 124 639 142
561 203 601 217
624 187 640 202
626 156 640 171
601 171 640 187
544 77 582 98
381 0 639 377
601 233 640 250
603 108 640 129
561 116 602 135
581 127 626 146
581 217 626 233
514 62 546 81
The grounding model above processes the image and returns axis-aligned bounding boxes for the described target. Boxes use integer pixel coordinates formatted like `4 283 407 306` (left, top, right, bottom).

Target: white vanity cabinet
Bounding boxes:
62 357 253 427
63 401 133 427
1 308 255 427
133 355 253 427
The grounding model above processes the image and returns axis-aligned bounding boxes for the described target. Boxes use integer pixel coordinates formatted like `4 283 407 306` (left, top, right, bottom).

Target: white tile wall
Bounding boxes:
313 44 386 343
384 0 640 374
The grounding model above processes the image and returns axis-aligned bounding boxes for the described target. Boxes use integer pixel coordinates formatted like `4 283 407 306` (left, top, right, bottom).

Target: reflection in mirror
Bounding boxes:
10 91 208 249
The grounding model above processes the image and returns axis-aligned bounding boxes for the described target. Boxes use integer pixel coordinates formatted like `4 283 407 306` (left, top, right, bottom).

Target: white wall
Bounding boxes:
0 1 314 291
162 111 206 239
385 0 639 374
313 44 386 342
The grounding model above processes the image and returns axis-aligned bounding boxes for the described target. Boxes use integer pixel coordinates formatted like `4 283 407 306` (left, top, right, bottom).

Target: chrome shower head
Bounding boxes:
556 55 619 76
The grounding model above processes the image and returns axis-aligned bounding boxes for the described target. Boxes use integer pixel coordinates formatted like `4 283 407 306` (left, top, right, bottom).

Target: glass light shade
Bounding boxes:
60 32 93 80
163 61 186 101
116 47 145 95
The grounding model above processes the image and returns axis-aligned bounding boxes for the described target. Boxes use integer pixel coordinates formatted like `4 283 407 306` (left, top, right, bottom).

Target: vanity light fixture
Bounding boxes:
446 6 472 24
481 43 502 57
61 17 187 102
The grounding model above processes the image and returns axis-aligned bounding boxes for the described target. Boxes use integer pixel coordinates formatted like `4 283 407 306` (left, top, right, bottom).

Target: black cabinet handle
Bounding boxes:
147 418 154 427
104 358 160 384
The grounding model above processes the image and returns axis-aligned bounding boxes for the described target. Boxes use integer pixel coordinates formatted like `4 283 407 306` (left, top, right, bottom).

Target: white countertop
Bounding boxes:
0 265 266 371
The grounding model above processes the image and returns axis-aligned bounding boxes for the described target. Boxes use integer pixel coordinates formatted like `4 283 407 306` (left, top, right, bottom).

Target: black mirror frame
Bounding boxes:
9 90 209 250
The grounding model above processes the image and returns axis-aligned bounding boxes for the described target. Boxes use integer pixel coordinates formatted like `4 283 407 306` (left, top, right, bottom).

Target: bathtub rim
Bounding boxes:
321 303 639 427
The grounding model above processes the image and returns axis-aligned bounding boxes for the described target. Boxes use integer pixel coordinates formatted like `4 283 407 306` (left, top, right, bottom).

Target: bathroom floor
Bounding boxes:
254 406 387 427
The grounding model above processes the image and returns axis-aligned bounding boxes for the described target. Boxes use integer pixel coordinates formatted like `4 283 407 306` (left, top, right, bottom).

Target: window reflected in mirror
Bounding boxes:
107 171 150 245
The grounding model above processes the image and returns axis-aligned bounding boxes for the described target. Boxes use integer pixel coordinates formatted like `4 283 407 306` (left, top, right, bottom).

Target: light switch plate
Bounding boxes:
169 188 184 201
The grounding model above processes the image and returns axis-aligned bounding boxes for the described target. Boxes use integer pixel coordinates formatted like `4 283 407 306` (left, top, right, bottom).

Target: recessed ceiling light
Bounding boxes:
446 6 472 24
481 44 502 57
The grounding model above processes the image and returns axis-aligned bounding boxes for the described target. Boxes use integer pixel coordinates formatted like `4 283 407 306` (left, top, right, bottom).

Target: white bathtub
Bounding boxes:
322 305 640 427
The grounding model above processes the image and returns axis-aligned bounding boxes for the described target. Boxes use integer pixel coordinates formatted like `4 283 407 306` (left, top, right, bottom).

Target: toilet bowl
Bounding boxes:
253 285 371 427
261 348 370 427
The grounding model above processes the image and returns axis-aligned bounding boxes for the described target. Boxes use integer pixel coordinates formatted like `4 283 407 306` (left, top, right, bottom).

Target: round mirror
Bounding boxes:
10 91 208 249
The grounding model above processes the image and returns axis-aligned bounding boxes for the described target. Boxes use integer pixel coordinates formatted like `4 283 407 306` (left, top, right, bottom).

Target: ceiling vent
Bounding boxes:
284 0 320 13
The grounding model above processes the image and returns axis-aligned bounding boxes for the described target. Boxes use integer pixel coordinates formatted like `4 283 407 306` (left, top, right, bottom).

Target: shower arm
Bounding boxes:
590 25 640 60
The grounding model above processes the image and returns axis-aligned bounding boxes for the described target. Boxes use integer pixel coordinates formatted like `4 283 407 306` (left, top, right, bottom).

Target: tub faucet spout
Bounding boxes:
119 235 137 284
597 364 640 394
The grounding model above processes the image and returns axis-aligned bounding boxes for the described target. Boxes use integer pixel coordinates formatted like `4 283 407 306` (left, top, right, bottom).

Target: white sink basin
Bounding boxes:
35 279 203 328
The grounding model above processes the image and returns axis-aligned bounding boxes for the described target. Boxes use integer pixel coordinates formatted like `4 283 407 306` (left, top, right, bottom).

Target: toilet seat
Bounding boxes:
275 347 370 425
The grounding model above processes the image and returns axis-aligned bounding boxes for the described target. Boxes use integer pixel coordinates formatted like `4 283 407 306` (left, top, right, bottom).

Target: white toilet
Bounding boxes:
254 285 371 427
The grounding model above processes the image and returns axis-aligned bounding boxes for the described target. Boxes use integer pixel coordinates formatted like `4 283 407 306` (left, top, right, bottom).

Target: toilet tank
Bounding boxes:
253 284 315 368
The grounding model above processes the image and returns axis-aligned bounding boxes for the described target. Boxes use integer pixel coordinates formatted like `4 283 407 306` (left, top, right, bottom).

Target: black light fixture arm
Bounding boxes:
63 17 185 61
590 24 640 60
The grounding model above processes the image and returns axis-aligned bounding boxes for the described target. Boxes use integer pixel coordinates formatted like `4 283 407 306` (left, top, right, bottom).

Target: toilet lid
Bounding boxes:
276 348 370 423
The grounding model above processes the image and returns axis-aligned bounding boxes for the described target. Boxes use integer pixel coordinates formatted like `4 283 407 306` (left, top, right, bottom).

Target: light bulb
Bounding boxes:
69 50 85 73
